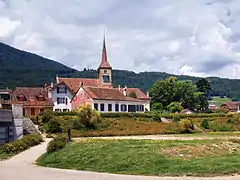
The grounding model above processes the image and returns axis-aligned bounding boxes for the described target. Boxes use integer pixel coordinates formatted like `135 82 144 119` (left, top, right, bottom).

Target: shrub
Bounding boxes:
46 134 53 138
151 103 163 112
152 113 162 122
45 118 62 134
1 135 43 154
179 119 194 133
47 135 68 153
172 116 180 122
167 102 183 113
42 111 54 123
201 119 209 129
77 104 102 129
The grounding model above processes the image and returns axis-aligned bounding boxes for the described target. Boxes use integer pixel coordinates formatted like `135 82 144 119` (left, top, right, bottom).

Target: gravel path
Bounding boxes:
0 138 240 180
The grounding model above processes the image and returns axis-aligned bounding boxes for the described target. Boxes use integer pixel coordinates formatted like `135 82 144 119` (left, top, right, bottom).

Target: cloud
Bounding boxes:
0 0 240 78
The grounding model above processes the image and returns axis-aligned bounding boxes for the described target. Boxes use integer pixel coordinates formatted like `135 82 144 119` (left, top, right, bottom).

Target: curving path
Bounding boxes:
0 138 240 180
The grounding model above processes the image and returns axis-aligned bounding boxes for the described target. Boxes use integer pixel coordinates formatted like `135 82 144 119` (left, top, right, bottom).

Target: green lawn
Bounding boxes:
208 96 232 107
37 139 240 176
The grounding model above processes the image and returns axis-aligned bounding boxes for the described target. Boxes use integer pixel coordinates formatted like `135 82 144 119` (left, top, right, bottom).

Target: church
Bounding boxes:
53 37 150 113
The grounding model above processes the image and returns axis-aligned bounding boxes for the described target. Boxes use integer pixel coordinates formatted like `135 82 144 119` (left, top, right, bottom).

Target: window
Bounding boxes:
121 104 127 112
17 95 26 101
0 94 10 100
128 105 136 112
40 108 44 113
115 104 119 112
57 87 67 94
94 103 98 110
31 108 35 116
36 95 45 101
108 104 112 112
57 97 66 104
104 70 107 73
136 105 139 112
100 103 105 111
55 109 61 112
102 75 110 83
63 109 69 112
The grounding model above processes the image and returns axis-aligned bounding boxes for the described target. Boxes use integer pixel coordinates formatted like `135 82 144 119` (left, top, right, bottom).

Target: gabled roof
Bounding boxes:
98 36 112 69
116 88 150 100
58 78 99 93
51 81 74 94
12 87 53 107
221 102 240 110
83 87 144 102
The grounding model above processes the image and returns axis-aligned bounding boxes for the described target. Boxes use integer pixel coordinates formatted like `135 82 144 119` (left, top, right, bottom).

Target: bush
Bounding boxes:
167 102 183 113
1 135 43 154
179 119 194 133
42 111 54 123
77 104 102 129
201 119 209 129
47 136 68 153
151 103 163 112
45 119 62 134
152 113 162 122
173 116 180 122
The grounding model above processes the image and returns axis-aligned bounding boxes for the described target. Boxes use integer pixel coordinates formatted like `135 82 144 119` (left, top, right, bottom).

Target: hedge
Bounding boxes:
47 135 68 153
1 134 43 154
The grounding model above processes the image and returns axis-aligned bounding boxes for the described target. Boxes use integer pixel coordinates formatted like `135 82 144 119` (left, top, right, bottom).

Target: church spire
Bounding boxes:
98 34 112 70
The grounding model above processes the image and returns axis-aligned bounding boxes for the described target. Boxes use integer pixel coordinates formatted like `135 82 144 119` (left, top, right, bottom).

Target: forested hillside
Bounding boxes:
1 42 240 99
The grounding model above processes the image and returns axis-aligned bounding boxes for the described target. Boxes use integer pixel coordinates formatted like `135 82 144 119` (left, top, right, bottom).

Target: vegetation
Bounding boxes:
208 96 232 107
150 77 211 112
1 42 240 100
45 118 62 134
0 135 43 160
47 136 68 153
37 139 240 176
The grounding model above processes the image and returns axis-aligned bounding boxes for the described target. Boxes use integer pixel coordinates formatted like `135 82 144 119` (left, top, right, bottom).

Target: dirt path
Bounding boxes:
0 138 240 180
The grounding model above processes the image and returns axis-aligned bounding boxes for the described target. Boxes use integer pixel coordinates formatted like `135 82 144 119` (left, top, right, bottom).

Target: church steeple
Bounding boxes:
98 35 112 70
98 35 112 88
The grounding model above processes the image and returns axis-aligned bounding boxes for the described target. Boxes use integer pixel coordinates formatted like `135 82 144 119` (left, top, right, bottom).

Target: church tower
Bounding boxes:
98 35 113 88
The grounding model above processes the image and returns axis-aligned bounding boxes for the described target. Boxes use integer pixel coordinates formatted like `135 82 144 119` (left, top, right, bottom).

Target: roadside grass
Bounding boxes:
37 139 240 176
0 148 10 161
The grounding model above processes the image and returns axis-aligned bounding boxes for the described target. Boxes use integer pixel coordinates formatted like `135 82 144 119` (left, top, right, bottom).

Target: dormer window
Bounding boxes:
104 70 107 73
36 95 45 101
57 86 67 94
17 94 26 101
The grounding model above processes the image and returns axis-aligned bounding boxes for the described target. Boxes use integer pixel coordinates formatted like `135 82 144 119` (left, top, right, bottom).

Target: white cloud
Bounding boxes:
1 0 240 78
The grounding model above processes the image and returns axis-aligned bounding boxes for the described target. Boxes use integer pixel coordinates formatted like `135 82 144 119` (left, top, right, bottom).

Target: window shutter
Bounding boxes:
57 97 59 104
57 87 59 93
65 98 68 105
65 87 67 94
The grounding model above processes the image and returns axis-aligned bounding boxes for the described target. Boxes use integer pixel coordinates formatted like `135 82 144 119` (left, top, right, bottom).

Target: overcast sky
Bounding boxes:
1 0 240 78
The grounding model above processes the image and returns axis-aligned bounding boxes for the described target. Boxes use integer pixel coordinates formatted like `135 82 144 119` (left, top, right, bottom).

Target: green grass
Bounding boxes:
0 149 10 161
208 96 232 107
37 139 240 176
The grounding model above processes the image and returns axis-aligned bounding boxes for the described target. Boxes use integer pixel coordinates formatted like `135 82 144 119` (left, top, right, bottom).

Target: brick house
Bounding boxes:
12 87 54 116
58 36 150 112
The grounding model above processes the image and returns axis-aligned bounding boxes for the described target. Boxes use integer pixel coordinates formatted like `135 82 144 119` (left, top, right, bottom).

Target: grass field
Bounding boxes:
208 96 232 107
37 139 240 176
0 149 10 161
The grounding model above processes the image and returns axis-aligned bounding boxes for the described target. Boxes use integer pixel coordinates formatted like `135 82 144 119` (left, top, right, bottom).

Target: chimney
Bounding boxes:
79 82 83 87
118 85 121 91
50 82 54 88
56 74 59 83
146 91 149 98
123 85 127 96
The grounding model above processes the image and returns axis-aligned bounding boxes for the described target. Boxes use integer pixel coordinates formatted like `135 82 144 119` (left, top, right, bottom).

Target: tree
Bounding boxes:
151 102 163 112
196 78 212 94
128 91 137 98
167 102 183 113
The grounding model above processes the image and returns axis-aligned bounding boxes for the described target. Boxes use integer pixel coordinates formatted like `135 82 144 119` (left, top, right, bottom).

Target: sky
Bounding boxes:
1 0 240 78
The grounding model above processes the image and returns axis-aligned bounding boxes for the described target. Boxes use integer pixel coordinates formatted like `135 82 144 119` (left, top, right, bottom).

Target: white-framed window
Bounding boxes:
57 97 68 104
57 87 67 94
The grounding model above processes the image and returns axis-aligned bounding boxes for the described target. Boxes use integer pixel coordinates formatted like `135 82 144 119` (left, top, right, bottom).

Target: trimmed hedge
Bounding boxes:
1 135 43 154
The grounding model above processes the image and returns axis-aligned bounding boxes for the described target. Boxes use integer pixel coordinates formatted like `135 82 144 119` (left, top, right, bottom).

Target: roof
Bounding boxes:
221 102 240 110
116 88 150 100
58 78 99 93
181 109 194 114
98 36 112 69
12 87 53 107
209 104 218 110
84 87 144 102
51 81 74 94
0 89 12 94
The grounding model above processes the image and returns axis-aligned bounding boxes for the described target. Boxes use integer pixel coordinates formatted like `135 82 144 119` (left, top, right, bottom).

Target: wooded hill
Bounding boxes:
0 42 240 99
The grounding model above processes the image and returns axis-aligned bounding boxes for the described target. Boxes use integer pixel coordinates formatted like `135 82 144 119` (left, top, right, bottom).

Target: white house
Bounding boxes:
50 82 74 112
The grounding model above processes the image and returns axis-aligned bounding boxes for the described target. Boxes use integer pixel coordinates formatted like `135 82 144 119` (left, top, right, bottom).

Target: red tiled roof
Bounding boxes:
84 87 144 102
116 88 150 100
12 87 53 107
221 102 239 110
58 78 99 93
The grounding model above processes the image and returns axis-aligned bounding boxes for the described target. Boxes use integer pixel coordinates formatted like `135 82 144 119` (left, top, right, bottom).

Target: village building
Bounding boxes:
57 37 150 112
12 87 53 116
0 89 12 110
220 102 240 112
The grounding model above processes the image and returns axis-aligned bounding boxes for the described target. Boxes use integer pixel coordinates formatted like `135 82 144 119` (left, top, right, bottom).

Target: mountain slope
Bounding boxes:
0 42 240 99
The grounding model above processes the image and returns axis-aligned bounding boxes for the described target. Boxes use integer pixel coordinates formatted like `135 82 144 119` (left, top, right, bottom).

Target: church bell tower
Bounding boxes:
98 35 112 88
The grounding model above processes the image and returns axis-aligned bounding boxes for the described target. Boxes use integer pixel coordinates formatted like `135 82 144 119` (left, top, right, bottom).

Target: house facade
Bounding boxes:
12 87 54 116
0 89 12 110
59 36 150 112
50 82 74 112
220 102 240 112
